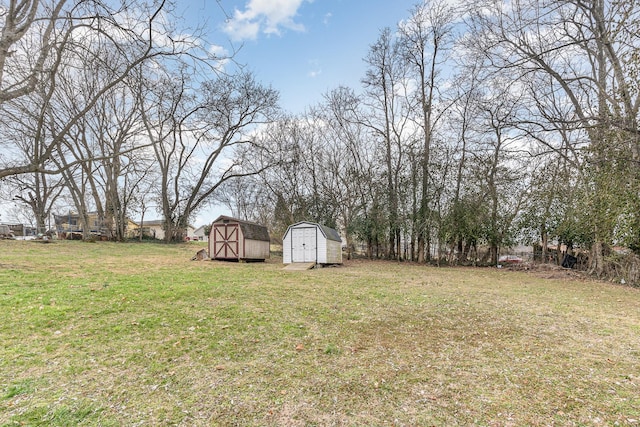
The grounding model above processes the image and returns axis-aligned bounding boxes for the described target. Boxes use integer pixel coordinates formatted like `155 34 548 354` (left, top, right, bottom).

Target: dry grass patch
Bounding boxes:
1 240 639 426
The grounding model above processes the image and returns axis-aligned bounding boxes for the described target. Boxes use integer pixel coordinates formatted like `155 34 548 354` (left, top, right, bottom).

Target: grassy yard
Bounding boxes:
0 240 639 426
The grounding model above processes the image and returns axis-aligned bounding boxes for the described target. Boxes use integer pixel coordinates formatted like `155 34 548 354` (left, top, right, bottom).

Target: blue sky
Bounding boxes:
181 0 420 113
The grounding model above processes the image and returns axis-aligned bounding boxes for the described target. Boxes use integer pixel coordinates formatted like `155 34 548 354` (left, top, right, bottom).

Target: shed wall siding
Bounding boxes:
326 239 342 264
244 239 270 260
317 230 327 264
283 231 292 263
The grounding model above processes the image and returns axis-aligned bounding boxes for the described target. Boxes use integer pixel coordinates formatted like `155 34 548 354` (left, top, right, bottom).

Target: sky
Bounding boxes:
181 0 420 114
179 0 422 226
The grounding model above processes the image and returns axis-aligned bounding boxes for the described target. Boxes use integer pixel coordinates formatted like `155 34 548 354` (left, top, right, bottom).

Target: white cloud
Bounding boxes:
223 18 261 40
222 0 307 41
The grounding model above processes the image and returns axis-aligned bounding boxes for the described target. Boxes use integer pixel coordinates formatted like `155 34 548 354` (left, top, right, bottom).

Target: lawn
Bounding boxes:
0 240 639 426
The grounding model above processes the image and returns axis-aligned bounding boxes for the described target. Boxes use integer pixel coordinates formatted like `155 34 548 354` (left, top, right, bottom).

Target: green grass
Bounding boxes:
1 240 639 426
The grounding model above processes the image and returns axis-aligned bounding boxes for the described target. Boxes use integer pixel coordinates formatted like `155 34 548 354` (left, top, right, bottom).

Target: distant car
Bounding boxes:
498 255 523 264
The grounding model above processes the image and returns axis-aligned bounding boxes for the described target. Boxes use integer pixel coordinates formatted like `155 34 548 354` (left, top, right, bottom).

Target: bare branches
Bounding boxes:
0 0 193 180
0 0 67 103
138 66 279 241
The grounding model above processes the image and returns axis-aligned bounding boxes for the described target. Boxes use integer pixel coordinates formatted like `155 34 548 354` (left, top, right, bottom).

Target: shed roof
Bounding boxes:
288 221 342 243
212 215 270 242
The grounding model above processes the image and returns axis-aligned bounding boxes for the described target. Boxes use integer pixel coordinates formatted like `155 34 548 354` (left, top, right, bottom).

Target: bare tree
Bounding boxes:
0 0 190 180
256 116 311 237
311 88 379 259
253 113 339 235
214 174 272 225
0 0 68 104
0 82 64 232
475 88 527 265
362 27 413 260
140 68 279 242
398 0 457 262
48 63 147 240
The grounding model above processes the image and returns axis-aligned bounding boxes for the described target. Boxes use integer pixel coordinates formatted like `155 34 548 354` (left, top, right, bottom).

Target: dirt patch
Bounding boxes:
346 258 595 282
505 262 592 281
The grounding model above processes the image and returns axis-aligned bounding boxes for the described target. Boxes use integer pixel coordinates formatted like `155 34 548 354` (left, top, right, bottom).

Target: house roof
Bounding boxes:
212 215 270 242
135 220 194 229
137 220 164 227
286 221 342 243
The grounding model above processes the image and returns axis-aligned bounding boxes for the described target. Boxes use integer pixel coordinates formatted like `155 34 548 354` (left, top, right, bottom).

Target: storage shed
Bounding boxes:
209 215 270 261
282 221 342 265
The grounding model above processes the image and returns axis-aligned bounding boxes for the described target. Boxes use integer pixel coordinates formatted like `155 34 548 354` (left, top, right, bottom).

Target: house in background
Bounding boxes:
130 220 195 241
131 220 165 240
186 224 196 240
193 225 209 242
52 210 198 241
53 212 142 240
4 223 36 238
282 221 342 265
0 224 15 239
54 212 108 239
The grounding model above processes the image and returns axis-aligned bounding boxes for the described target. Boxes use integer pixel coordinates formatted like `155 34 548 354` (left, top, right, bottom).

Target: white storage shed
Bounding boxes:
209 215 270 261
282 221 342 265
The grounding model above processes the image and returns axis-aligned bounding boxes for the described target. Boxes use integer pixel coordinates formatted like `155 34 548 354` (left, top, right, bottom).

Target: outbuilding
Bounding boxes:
209 215 270 261
282 221 342 265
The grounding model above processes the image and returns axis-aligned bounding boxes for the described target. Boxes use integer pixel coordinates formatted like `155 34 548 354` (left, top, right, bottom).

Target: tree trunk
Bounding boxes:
541 226 548 264
590 240 605 277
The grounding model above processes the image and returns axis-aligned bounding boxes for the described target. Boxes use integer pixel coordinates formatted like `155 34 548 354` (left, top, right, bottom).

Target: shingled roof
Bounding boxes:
212 215 270 242
317 224 342 242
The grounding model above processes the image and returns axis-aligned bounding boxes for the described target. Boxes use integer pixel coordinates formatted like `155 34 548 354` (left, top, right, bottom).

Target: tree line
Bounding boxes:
1 0 639 283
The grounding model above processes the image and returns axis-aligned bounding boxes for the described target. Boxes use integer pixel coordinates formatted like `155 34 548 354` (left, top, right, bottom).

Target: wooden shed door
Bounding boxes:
291 227 316 263
213 223 239 259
